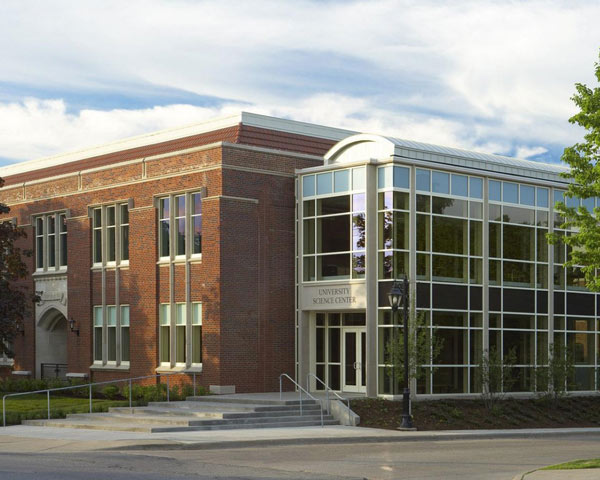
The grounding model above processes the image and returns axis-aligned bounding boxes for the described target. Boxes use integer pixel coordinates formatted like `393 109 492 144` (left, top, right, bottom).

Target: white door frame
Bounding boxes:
342 327 366 393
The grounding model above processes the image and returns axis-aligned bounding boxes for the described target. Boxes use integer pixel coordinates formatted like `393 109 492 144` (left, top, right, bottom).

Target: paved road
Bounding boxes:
1 434 600 479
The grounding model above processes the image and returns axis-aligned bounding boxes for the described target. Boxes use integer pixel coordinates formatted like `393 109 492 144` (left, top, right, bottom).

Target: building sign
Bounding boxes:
301 283 366 310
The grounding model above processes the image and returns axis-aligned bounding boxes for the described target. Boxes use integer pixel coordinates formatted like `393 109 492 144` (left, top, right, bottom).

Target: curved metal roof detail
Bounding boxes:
325 133 569 183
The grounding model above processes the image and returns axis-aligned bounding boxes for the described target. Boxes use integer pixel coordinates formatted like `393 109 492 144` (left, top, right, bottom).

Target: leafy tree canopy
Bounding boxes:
551 52 600 291
0 177 34 356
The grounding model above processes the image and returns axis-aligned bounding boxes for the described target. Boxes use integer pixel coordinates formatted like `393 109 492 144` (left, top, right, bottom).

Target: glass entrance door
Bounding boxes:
343 328 366 393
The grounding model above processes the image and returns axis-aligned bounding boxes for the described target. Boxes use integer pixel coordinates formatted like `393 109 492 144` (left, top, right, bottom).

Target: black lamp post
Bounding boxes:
388 275 414 430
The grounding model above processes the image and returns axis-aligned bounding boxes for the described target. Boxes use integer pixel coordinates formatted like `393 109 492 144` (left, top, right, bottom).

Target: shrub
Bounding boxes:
102 385 119 400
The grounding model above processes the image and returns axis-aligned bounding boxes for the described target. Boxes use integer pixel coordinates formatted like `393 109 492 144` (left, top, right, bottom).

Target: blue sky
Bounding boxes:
0 0 598 167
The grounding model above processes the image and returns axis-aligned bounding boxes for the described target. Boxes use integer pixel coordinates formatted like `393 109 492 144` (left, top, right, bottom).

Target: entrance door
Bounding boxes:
343 329 366 393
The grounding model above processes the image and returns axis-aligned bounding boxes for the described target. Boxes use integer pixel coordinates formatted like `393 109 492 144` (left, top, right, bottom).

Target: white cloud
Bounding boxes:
0 94 526 162
515 146 549 159
0 0 597 161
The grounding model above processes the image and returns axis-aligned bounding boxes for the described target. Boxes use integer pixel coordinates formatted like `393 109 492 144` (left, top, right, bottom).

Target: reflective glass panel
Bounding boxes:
489 180 501 201
416 169 430 191
334 169 350 192
451 174 468 197
432 171 450 194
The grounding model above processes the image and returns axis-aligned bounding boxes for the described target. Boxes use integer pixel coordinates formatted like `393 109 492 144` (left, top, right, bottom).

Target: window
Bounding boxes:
159 302 203 367
93 305 130 365
158 192 203 259
92 203 129 266
34 212 67 272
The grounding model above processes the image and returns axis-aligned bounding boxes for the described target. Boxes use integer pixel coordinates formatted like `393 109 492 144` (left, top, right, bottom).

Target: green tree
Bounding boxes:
477 346 517 411
0 177 35 356
385 308 443 392
536 342 575 405
550 52 600 291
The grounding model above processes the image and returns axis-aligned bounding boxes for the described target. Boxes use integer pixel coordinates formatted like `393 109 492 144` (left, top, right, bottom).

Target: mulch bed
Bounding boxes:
350 396 600 431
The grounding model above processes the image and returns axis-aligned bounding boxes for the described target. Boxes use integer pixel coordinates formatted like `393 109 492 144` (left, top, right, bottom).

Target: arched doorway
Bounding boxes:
36 307 68 379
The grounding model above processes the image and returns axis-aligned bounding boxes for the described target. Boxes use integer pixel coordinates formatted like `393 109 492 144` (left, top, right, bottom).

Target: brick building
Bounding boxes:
0 113 352 393
3 112 600 398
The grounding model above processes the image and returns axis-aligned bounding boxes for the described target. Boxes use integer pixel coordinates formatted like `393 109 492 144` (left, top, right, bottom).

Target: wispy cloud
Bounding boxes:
0 0 597 162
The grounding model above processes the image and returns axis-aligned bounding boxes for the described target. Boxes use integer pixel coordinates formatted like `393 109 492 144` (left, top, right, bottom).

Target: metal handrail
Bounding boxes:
307 373 352 425
279 373 323 427
2 371 200 427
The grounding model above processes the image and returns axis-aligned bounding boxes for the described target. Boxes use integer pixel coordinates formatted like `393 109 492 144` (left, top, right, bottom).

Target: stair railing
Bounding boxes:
279 373 323 427
307 373 352 425
2 371 200 427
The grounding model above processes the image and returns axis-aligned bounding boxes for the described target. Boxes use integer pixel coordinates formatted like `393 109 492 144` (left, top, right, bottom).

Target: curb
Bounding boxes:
102 428 600 451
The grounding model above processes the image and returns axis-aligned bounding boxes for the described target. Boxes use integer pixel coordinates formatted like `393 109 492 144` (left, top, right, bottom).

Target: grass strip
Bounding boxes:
542 459 600 470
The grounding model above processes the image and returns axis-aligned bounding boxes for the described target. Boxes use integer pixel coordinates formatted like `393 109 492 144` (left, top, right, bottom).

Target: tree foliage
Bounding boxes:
0 177 34 356
535 343 575 405
477 346 517 411
385 308 443 391
550 52 600 291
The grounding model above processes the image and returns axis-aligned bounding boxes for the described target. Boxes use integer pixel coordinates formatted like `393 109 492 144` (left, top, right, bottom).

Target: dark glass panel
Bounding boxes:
328 328 340 362
433 367 467 394
432 312 467 327
318 254 350 279
343 313 366 326
393 212 408 250
503 331 534 364
432 216 466 254
303 200 315 217
536 210 548 227
416 214 430 251
378 211 392 249
566 267 587 291
537 229 548 262
317 195 350 215
470 221 482 256
567 332 594 365
470 258 482 284
176 195 185 217
378 191 392 210
318 215 350 253
316 328 325 363
160 198 169 219
572 367 594 390
121 225 130 260
328 365 340 390
177 217 185 256
537 291 548 314
503 224 534 260
489 288 501 312
567 293 595 316
303 256 315 281
503 315 535 329
193 217 202 254
416 194 430 212
417 283 430 308
432 197 467 217
554 292 565 314
432 255 466 283
432 284 468 310
503 288 535 313
489 223 501 258
470 286 482 311
417 254 430 281
160 220 170 257
394 191 409 210
503 205 535 225
503 261 534 287
489 204 501 222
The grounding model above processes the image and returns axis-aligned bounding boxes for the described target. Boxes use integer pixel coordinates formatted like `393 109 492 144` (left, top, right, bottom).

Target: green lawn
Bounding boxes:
1 393 131 425
543 459 600 470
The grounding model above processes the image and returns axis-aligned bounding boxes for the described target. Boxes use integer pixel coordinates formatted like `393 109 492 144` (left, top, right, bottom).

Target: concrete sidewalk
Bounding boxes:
1 424 600 453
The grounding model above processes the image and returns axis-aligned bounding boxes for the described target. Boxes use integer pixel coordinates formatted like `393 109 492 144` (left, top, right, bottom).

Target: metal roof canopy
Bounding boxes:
325 134 569 184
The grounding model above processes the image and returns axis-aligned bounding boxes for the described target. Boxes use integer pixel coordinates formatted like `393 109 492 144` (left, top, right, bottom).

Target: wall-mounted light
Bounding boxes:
16 323 25 336
69 317 79 336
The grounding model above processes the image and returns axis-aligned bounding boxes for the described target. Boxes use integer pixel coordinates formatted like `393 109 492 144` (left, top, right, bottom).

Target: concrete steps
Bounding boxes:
21 395 338 433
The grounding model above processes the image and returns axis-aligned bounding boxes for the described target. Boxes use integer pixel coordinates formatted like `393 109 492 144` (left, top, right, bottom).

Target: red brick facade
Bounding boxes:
0 116 341 392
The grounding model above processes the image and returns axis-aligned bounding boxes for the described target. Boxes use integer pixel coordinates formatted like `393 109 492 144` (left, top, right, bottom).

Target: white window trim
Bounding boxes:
91 304 130 367
157 191 204 262
159 301 202 369
91 203 130 268
33 211 68 273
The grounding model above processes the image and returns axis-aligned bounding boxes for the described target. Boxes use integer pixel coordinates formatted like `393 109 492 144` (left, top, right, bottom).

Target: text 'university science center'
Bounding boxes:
0 112 598 398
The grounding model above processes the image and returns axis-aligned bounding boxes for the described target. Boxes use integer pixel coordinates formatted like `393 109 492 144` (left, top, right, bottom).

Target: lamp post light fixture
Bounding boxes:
388 275 414 430
69 317 79 336
16 322 25 336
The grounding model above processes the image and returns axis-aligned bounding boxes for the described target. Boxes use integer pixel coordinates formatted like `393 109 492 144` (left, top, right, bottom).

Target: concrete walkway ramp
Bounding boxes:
22 395 338 433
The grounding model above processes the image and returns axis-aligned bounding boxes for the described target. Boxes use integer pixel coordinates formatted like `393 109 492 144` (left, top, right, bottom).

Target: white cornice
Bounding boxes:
0 112 355 179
